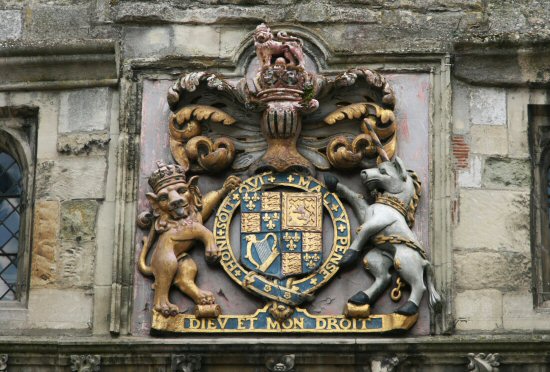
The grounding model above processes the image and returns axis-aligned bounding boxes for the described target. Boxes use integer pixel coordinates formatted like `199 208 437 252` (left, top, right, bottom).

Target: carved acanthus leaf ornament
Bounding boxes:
166 24 397 175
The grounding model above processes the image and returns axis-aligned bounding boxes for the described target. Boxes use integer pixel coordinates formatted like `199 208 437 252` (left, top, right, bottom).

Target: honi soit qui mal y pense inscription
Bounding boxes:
137 23 441 334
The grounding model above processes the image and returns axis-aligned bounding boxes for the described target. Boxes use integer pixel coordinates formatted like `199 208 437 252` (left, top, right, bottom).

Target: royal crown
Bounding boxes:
148 161 187 193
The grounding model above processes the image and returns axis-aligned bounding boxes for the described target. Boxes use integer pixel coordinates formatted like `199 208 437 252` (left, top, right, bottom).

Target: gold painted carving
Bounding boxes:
281 192 322 231
261 192 281 211
245 233 280 271
169 105 236 172
137 162 241 317
302 232 322 252
152 305 419 333
324 102 397 168
344 303 371 318
241 213 261 233
282 253 302 276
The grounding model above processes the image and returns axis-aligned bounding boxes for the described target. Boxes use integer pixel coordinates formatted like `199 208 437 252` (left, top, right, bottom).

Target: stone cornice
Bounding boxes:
0 39 118 91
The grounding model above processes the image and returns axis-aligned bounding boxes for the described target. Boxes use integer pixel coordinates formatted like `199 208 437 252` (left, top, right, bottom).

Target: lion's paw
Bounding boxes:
155 301 179 317
223 175 242 191
205 247 221 263
197 290 216 305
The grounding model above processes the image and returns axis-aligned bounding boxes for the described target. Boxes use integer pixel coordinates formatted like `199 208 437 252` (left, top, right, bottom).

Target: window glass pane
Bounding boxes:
0 151 21 301
0 152 21 196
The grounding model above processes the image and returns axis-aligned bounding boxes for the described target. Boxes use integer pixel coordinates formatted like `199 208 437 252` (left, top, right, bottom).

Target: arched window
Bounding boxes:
0 151 22 301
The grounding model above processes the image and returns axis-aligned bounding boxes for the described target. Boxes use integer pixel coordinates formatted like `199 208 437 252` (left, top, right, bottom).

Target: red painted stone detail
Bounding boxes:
452 135 469 169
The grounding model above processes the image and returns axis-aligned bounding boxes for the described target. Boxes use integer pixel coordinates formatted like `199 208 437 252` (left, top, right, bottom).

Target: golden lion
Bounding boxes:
138 162 240 317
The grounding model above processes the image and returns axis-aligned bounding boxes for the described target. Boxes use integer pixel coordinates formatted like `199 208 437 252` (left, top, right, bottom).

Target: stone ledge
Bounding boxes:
0 336 550 371
2 335 550 348
0 39 118 91
453 46 550 87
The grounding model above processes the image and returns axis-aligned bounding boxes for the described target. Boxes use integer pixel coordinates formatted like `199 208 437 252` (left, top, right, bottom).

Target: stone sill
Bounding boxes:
1 335 550 349
1 335 549 369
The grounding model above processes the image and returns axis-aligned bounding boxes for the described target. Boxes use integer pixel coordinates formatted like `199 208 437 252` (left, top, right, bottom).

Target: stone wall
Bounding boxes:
1 0 550 371
452 84 550 333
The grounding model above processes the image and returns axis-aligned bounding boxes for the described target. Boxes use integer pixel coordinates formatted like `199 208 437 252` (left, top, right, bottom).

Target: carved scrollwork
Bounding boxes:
323 102 397 167
168 72 249 111
169 105 237 172
370 355 401 372
326 134 376 169
171 354 202 372
0 354 7 372
316 68 396 109
265 354 295 372
70 355 101 372
467 353 500 372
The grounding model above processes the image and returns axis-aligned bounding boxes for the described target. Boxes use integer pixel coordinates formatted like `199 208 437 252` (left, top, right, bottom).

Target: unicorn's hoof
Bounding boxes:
324 174 339 192
396 301 419 316
348 291 370 305
339 249 360 268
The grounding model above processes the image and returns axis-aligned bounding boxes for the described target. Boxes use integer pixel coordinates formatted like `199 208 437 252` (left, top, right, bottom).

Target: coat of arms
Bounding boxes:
240 190 323 278
136 23 442 334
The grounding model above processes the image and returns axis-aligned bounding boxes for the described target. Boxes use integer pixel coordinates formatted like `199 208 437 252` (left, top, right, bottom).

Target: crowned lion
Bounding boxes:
138 162 240 317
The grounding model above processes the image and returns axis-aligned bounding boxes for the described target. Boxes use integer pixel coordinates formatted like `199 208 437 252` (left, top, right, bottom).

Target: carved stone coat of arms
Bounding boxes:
135 23 440 334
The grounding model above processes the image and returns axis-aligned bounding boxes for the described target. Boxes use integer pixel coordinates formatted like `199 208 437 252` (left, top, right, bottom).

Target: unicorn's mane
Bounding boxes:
406 171 422 228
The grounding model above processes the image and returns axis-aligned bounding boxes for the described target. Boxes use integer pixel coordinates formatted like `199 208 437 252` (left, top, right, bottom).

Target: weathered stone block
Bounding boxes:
452 80 470 134
454 189 530 253
470 125 508 155
92 285 111 335
28 5 90 40
35 157 107 200
57 131 110 155
469 87 506 126
457 155 482 188
36 93 61 159
60 200 99 242
507 89 530 159
483 157 530 189
502 292 550 331
94 201 115 286
454 289 502 331
172 25 220 57
31 200 60 287
0 10 22 41
220 26 252 57
123 27 171 58
58 88 111 133
27 288 92 328
57 241 96 288
454 250 531 291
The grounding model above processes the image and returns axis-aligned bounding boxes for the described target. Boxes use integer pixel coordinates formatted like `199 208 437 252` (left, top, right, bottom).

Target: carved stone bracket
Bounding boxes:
266 354 295 372
171 354 202 372
70 355 101 372
369 356 401 372
467 353 500 372
0 354 7 372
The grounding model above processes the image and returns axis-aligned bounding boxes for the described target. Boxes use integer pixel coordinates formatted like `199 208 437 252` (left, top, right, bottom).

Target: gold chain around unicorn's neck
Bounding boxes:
375 194 408 220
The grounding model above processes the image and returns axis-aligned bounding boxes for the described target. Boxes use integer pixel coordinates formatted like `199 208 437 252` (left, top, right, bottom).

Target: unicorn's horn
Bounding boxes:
363 119 390 162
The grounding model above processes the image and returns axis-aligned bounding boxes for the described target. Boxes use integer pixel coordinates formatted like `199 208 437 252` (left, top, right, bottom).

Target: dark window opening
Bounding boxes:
0 151 22 301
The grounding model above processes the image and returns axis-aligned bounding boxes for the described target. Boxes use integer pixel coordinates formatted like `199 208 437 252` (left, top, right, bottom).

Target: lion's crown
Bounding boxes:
148 161 187 193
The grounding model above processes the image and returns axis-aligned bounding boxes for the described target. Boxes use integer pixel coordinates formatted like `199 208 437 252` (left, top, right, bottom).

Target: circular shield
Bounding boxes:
214 172 351 306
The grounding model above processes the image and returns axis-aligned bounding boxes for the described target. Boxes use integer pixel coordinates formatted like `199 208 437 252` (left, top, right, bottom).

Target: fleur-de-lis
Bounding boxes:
283 232 300 250
262 212 280 230
243 192 260 210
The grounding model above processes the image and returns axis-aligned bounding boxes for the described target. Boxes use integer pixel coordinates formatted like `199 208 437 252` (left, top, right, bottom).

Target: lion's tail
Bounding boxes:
138 226 155 276
425 263 442 312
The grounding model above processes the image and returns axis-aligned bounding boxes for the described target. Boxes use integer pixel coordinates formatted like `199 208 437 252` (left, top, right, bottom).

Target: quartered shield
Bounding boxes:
240 191 323 279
